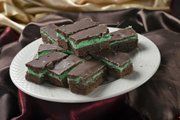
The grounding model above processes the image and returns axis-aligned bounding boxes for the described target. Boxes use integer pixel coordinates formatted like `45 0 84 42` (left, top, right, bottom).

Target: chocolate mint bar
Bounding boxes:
68 60 105 95
47 55 82 87
110 26 138 52
93 51 133 78
37 44 72 58
25 52 68 84
69 24 111 57
56 18 98 50
40 24 59 44
37 44 64 58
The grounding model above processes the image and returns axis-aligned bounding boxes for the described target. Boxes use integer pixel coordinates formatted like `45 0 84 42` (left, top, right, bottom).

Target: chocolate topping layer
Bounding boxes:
69 24 109 43
49 55 82 75
40 24 58 40
110 27 137 42
98 51 130 66
26 52 67 69
57 18 98 36
68 60 104 78
38 44 63 53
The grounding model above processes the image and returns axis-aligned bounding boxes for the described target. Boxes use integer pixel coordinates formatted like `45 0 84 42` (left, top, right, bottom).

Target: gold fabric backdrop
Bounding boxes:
0 0 170 32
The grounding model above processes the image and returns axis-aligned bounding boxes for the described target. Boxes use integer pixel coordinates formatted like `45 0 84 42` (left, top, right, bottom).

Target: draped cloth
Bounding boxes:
0 0 171 32
0 3 180 120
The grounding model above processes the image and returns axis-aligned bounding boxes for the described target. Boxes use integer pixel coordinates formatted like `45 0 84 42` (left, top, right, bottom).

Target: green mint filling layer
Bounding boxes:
70 77 81 84
110 35 137 46
48 72 66 80
38 50 71 57
48 36 56 44
56 32 67 41
40 31 56 44
63 50 73 55
70 70 104 84
38 50 70 58
69 34 111 49
101 59 131 72
27 68 47 78
38 50 51 58
85 70 104 84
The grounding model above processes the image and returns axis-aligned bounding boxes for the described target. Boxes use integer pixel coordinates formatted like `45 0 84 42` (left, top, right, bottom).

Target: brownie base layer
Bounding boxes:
108 63 133 78
58 40 69 50
68 76 104 95
25 72 44 84
111 40 138 52
72 41 109 57
46 76 68 88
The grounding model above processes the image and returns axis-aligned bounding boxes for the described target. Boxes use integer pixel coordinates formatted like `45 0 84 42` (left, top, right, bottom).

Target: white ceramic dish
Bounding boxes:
10 27 161 103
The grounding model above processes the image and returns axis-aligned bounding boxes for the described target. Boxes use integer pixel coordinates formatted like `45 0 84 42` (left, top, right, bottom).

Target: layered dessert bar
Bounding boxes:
93 51 133 78
56 18 98 50
67 60 105 95
110 26 138 52
25 52 68 84
47 55 82 87
37 44 63 58
37 44 72 58
40 24 59 44
68 24 111 57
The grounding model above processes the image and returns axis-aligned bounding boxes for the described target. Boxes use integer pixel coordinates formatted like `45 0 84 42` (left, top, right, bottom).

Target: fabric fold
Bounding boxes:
0 9 180 120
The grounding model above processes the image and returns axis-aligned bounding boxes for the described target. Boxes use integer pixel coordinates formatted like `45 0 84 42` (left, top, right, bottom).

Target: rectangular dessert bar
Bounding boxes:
37 44 64 58
110 26 138 52
47 55 82 87
93 51 133 78
69 24 111 57
67 60 105 95
40 24 59 44
56 18 98 50
37 44 72 58
25 52 68 84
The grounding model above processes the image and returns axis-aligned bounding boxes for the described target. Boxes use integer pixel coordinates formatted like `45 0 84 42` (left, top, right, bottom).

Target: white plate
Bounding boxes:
10 27 161 103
